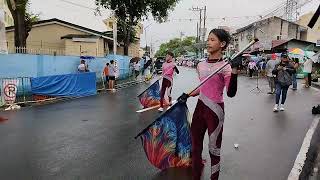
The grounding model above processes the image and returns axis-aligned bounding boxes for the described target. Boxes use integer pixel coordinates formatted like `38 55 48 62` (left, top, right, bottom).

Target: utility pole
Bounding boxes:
285 0 298 22
203 6 207 58
113 19 117 55
196 22 199 57
144 23 152 56
190 6 206 58
110 11 117 55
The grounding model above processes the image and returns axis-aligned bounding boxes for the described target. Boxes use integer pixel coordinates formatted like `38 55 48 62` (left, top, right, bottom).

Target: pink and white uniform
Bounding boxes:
160 61 178 108
192 60 237 180
162 61 176 83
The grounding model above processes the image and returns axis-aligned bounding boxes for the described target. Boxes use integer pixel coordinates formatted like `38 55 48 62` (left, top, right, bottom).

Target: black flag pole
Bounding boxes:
308 4 320 29
134 38 259 139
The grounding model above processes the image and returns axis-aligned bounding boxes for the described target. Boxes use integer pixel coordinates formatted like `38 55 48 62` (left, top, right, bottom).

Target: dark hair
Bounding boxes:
167 51 174 58
209 29 231 50
110 60 114 64
106 63 109 66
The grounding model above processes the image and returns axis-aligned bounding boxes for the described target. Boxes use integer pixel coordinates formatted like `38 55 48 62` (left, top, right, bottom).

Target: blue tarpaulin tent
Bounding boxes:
31 72 97 97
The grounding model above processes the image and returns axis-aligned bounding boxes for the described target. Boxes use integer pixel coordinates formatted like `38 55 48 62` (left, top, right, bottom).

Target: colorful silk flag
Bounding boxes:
136 102 192 170
138 80 169 108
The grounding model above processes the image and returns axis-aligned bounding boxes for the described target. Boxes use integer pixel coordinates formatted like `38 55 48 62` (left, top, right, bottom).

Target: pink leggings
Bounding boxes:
191 99 224 180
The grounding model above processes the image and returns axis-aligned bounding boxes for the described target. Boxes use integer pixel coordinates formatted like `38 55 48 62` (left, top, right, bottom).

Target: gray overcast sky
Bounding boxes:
30 0 319 52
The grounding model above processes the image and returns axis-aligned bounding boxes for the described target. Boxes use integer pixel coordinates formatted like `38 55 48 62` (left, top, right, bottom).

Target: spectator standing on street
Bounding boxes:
261 59 267 77
248 60 256 78
144 59 153 81
272 53 296 112
78 60 87 73
266 57 280 94
134 61 141 79
303 58 313 88
108 60 117 92
103 63 110 89
291 58 300 90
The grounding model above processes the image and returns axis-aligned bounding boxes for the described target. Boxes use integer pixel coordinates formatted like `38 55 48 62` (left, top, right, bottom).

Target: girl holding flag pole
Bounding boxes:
135 33 257 176
158 51 180 112
178 29 242 180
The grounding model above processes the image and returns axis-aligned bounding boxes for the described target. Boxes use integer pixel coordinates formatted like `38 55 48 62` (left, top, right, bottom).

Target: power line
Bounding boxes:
59 0 97 11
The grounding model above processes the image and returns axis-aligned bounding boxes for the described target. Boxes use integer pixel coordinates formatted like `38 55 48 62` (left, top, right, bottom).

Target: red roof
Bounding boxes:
272 40 289 48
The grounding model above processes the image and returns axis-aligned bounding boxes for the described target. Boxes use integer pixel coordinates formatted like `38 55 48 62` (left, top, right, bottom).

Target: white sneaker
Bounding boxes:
280 104 285 111
273 104 279 112
158 107 164 112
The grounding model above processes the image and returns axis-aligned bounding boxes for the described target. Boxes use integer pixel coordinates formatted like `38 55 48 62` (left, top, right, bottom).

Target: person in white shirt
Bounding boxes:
134 61 141 79
78 60 88 73
303 58 313 88
108 60 117 91
266 58 280 94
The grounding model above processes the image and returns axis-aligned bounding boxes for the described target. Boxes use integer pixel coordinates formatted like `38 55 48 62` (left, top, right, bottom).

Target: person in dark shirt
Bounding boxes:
272 53 296 112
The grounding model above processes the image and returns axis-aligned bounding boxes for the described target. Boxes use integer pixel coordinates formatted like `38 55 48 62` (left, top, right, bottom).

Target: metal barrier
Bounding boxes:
0 70 137 106
0 77 32 105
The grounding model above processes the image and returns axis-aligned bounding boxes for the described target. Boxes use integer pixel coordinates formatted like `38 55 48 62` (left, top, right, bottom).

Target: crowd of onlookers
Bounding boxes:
237 54 314 89
236 52 314 112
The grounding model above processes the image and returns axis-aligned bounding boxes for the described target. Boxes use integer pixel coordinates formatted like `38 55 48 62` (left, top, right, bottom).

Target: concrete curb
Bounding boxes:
288 117 320 180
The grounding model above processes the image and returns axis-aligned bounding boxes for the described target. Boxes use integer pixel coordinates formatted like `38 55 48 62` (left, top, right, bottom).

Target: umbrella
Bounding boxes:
288 48 304 55
250 56 260 62
80 56 95 60
311 52 320 63
242 54 252 57
304 51 316 59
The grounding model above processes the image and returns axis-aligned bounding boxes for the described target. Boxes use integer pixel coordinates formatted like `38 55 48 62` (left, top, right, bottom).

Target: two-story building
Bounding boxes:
296 11 320 45
0 0 14 27
232 16 311 53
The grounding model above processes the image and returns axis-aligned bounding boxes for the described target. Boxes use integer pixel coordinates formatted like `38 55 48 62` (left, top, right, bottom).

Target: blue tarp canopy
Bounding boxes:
80 56 95 60
31 72 97 97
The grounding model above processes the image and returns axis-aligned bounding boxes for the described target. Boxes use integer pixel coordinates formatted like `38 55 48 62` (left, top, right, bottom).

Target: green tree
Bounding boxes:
6 0 39 47
95 0 180 56
155 36 197 57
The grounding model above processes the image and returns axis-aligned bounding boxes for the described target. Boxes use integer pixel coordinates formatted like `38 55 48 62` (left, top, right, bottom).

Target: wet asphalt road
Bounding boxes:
0 67 319 180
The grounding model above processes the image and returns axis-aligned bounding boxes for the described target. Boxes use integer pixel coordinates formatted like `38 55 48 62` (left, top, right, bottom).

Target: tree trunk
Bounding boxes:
13 11 27 48
6 0 27 48
123 26 131 56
